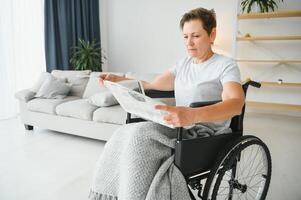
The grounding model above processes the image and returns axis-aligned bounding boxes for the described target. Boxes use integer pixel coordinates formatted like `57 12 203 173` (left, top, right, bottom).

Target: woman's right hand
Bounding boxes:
98 73 125 87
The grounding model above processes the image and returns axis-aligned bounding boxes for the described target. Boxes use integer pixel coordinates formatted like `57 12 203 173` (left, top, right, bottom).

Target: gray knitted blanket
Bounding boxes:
89 122 191 200
89 121 231 200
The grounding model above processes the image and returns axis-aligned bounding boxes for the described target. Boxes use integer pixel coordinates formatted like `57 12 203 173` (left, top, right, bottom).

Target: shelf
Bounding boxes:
237 35 301 41
236 59 301 64
261 81 301 88
242 78 301 88
238 10 301 19
237 10 301 112
246 101 301 111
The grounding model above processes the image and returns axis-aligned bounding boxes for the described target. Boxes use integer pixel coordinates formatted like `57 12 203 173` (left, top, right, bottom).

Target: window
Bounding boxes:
0 0 46 119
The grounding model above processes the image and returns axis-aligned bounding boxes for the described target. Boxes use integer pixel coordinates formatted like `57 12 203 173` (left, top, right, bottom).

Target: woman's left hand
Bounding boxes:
155 105 196 127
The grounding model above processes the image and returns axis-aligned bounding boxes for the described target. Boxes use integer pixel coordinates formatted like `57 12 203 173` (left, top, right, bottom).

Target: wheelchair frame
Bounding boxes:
126 80 271 200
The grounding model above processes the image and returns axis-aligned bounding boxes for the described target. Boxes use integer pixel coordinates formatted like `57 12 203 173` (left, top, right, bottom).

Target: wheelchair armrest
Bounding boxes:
188 80 260 108
174 100 222 141
242 78 261 94
188 79 261 108
144 90 174 98
189 100 221 108
249 81 261 88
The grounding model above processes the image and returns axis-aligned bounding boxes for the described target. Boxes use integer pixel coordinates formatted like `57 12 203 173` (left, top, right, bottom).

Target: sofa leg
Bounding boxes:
24 124 34 130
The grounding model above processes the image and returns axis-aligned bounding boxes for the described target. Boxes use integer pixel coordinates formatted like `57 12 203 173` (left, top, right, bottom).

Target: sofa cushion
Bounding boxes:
56 99 98 121
125 72 160 82
51 70 91 81
88 90 118 107
93 105 127 125
88 80 140 107
51 70 91 98
82 72 124 98
67 77 89 97
27 96 79 114
35 75 71 99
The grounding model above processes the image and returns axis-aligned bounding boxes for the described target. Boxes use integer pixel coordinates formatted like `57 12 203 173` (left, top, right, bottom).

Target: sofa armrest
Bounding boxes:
15 89 36 102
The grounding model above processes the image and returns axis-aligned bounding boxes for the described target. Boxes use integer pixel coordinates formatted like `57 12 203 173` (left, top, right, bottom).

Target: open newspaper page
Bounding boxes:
104 80 175 129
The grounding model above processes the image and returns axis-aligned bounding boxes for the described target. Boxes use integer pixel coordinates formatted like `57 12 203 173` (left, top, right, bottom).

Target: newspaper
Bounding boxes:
104 80 175 128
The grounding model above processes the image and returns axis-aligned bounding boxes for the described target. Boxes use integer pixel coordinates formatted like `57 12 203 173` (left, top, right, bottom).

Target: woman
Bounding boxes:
89 7 244 200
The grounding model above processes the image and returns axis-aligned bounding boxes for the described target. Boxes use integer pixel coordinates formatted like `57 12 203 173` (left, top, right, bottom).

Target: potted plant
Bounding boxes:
70 38 106 71
241 0 284 13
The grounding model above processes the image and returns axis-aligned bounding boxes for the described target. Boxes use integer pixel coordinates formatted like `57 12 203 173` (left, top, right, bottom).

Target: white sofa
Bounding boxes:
16 70 174 141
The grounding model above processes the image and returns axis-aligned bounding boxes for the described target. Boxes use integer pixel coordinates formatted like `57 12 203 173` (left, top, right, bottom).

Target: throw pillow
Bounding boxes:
125 72 160 82
51 69 91 81
88 80 140 107
35 75 71 99
67 77 89 97
82 72 124 99
88 90 119 107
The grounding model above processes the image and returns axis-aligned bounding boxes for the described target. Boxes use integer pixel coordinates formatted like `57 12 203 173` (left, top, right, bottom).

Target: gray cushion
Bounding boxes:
51 70 91 97
88 90 118 107
35 75 71 99
88 80 140 107
92 105 127 125
27 96 79 114
67 77 89 97
51 70 91 81
125 72 160 82
82 72 124 98
15 89 36 102
56 99 98 121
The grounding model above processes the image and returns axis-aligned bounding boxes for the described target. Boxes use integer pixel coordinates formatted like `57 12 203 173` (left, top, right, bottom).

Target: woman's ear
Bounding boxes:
210 28 217 44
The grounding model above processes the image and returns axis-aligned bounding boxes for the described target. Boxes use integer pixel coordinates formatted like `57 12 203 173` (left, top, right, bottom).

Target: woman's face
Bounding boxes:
182 19 216 58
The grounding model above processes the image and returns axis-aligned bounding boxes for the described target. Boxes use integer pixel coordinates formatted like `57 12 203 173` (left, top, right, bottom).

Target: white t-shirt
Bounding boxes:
169 53 241 132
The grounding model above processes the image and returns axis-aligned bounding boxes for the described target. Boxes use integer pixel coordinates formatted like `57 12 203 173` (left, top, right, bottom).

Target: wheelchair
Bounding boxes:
126 79 272 200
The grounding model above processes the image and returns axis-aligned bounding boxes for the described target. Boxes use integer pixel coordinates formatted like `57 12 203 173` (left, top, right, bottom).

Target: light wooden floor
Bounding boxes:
0 112 300 200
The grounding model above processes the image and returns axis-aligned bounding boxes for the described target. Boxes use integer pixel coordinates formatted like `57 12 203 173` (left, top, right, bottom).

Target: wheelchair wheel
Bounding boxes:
203 135 272 200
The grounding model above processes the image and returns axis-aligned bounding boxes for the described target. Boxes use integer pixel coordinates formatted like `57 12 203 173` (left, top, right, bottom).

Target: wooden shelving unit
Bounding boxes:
247 101 301 111
236 59 301 64
238 10 301 19
260 81 301 88
237 35 301 41
236 9 301 111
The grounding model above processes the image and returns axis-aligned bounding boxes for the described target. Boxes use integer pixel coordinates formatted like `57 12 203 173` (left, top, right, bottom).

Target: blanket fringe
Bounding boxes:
89 189 118 200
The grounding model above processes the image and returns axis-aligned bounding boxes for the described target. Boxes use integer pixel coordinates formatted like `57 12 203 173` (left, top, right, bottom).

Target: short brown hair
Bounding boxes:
180 7 216 35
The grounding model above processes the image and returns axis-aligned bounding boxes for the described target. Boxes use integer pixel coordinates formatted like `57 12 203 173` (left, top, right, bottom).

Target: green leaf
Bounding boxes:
70 38 106 71
240 0 284 13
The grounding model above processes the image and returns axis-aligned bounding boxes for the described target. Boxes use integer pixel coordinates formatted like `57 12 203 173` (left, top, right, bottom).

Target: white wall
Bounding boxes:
100 0 301 113
100 0 238 73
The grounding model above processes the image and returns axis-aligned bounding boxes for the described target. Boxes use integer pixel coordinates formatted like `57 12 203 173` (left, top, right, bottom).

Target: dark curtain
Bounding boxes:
44 0 101 72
